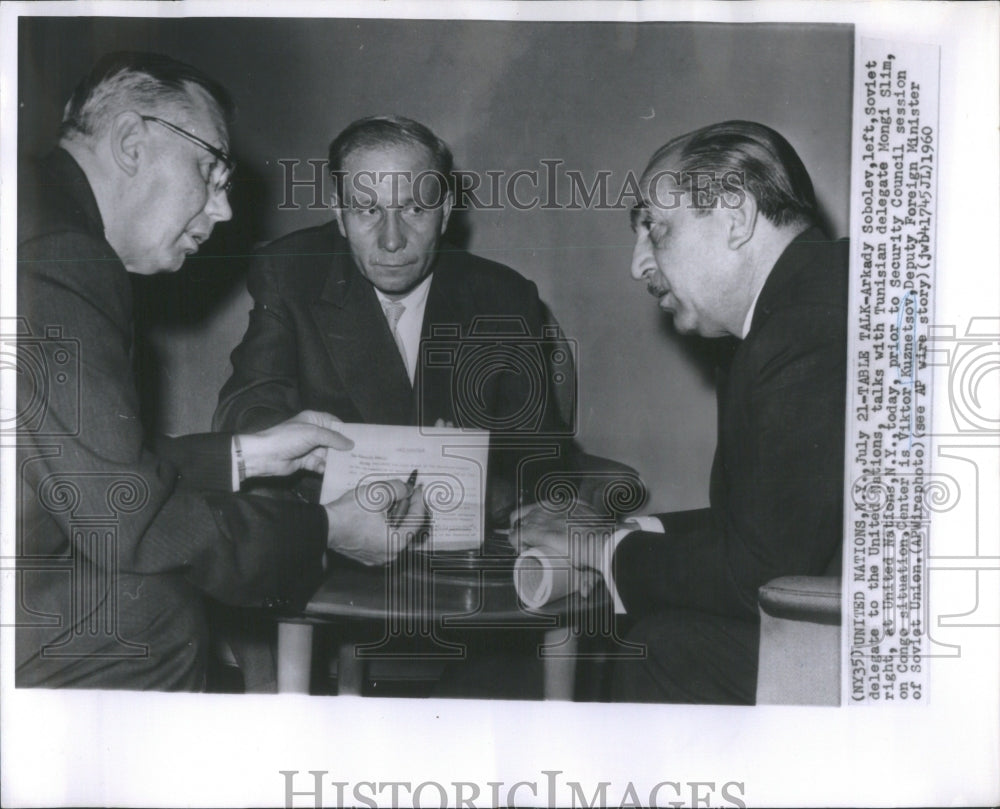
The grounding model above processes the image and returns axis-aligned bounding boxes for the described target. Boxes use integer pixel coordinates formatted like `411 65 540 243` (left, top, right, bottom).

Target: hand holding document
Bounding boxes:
321 424 490 552
236 409 353 479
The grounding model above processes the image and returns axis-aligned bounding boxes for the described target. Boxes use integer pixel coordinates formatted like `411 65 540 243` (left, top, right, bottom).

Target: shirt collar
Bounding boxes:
740 226 828 338
374 272 433 311
741 281 767 339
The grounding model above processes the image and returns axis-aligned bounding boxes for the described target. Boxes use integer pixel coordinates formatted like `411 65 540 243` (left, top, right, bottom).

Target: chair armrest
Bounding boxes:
758 576 841 625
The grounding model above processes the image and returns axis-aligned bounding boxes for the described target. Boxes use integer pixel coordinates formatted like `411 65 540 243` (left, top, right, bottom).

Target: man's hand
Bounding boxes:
510 499 604 597
237 410 353 479
324 478 428 566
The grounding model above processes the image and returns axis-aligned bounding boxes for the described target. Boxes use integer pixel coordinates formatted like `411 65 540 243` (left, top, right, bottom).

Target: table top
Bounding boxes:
304 541 601 628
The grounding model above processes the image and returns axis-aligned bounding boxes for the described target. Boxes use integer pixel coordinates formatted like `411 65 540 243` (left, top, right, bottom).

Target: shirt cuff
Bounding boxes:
599 516 667 614
230 438 240 492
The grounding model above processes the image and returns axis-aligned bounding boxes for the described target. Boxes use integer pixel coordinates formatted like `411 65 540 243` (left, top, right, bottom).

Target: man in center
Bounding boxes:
215 116 569 518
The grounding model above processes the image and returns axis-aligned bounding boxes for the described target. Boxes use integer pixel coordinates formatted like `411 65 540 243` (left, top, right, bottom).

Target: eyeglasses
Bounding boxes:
141 115 236 195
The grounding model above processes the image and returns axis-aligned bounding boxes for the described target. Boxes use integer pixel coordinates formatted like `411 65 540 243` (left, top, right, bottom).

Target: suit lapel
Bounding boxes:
309 238 415 425
747 226 828 338
718 228 830 499
418 261 468 426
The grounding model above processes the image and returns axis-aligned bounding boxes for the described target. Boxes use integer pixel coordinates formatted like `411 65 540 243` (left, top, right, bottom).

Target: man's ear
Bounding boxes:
727 192 758 250
108 111 145 177
331 190 347 238
439 190 454 235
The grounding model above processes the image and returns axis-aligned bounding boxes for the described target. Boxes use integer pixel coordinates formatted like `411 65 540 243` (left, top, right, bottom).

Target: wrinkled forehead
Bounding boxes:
339 142 445 205
341 142 436 178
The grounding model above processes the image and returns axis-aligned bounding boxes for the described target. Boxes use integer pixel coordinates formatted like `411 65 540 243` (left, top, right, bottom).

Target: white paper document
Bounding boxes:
320 424 490 551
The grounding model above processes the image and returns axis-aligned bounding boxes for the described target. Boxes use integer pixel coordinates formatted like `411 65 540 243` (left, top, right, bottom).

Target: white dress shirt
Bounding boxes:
228 274 435 491
374 274 433 385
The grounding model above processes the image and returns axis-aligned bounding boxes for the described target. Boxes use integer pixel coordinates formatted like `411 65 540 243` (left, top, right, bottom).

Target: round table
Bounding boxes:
276 546 610 699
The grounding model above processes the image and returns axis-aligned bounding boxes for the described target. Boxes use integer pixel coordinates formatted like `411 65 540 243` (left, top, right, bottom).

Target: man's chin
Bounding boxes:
154 245 192 274
162 255 189 274
123 254 187 275
664 308 698 335
365 269 427 297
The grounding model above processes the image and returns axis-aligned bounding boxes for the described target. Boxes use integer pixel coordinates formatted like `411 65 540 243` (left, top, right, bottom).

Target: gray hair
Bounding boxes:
59 51 234 142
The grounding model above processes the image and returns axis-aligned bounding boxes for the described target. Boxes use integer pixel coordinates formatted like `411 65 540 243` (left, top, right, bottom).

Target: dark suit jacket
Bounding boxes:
214 222 572 507
16 150 327 685
614 227 848 621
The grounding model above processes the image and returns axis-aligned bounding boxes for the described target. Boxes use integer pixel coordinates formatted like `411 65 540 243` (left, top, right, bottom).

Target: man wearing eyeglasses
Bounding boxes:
15 52 425 690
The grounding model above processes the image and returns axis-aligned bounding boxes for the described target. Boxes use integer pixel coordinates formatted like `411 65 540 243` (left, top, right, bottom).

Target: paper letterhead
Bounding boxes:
320 423 490 551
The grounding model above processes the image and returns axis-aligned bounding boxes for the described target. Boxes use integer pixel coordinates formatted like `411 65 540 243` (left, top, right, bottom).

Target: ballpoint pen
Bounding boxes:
388 469 419 528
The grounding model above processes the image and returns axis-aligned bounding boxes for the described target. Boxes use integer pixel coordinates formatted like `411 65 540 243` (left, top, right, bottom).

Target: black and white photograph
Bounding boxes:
1 2 997 807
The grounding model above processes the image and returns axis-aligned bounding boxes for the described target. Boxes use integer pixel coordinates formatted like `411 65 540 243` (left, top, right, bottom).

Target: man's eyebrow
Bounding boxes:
629 204 648 232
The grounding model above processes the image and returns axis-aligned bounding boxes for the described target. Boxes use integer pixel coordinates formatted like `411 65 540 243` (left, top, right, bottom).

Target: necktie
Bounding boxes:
383 300 409 374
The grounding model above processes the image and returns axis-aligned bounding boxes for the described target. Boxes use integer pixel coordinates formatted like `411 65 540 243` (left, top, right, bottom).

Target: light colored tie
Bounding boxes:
383 300 409 374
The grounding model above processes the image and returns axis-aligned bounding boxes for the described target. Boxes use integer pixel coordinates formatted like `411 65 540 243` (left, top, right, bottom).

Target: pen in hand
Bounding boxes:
388 469 419 528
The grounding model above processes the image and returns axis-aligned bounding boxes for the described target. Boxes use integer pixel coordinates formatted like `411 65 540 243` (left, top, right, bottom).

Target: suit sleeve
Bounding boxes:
214 252 304 433
19 235 326 610
151 431 234 492
613 303 846 620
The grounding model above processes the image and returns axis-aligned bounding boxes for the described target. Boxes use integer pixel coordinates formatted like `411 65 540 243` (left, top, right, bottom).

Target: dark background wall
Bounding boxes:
18 17 852 513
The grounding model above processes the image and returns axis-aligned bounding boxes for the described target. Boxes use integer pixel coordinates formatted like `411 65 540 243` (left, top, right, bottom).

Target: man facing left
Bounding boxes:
16 52 424 690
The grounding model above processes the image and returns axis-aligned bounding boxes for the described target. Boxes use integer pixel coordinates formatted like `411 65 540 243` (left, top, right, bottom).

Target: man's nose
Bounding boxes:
205 186 233 224
378 210 407 252
630 230 654 281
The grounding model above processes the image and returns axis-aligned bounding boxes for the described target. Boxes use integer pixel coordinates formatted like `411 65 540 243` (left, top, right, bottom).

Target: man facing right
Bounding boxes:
16 52 423 691
516 120 847 704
